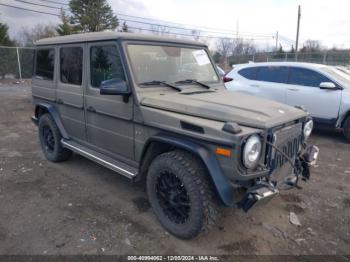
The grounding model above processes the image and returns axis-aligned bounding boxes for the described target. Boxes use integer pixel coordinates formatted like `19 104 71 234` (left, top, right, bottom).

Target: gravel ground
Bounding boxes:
0 82 349 255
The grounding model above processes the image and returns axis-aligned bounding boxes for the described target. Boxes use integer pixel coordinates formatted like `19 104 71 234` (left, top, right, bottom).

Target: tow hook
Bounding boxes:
237 183 279 212
299 145 319 181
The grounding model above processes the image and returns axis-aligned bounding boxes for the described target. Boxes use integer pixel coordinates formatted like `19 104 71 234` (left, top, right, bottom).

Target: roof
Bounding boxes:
233 61 328 69
35 31 206 46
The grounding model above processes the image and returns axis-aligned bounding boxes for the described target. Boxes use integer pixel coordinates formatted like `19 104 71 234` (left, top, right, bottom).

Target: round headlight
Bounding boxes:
243 135 262 169
303 120 313 139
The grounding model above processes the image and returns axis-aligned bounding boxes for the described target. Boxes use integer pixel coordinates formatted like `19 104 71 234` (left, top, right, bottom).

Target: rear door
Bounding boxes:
233 66 289 104
253 66 289 104
32 47 56 103
56 44 86 142
286 67 342 121
85 41 134 160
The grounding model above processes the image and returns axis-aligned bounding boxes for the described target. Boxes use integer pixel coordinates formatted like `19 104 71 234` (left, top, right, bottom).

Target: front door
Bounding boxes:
285 67 342 121
56 44 86 142
85 41 134 160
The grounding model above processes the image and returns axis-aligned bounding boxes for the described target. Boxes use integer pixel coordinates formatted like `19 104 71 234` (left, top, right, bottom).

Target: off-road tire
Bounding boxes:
38 114 72 162
147 150 220 239
343 117 350 143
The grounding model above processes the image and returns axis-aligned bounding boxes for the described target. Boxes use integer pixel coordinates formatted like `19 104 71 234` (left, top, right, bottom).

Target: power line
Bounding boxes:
117 12 273 37
8 0 273 38
7 0 275 39
0 3 60 16
13 0 69 11
37 0 69 6
118 17 273 38
127 26 273 41
1 1 275 43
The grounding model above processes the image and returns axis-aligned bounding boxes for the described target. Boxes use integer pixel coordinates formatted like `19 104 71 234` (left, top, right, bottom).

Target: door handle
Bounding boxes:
288 88 299 91
56 98 63 104
86 106 96 112
250 84 260 87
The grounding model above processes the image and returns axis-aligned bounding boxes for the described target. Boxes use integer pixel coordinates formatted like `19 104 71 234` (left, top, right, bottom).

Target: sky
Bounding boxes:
1 0 350 49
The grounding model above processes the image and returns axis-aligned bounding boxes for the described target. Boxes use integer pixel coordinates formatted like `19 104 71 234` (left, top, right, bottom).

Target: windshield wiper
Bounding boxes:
138 80 182 92
175 79 211 89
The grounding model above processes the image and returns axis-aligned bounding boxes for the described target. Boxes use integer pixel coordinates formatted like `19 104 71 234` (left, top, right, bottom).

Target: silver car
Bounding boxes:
225 62 350 141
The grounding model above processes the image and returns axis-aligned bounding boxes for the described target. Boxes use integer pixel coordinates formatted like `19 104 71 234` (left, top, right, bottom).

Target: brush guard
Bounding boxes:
238 145 319 212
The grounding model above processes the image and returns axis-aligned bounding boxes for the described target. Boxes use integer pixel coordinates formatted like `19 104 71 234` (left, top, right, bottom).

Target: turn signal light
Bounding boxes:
216 147 231 157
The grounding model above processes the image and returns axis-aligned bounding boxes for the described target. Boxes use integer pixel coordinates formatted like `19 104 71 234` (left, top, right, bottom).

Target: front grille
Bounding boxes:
270 123 303 170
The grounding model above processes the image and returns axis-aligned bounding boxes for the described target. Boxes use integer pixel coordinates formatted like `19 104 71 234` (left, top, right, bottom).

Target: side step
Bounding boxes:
61 139 138 179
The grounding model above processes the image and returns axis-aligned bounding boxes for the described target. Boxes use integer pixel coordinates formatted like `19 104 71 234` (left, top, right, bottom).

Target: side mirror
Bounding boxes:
100 78 130 95
319 82 336 89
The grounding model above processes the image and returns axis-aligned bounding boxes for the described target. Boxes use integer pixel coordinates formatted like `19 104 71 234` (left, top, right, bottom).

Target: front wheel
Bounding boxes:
147 150 220 239
343 117 350 142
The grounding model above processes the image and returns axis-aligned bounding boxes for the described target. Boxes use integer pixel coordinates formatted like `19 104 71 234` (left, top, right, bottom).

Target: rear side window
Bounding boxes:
238 67 257 80
256 66 288 83
60 47 83 85
288 67 330 87
35 49 55 80
90 45 126 88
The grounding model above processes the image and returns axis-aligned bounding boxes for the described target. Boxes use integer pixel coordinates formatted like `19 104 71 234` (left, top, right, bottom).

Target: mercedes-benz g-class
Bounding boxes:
32 32 319 239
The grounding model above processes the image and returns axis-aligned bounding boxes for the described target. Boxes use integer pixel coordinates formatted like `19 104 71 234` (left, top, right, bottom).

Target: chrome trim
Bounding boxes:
61 139 136 179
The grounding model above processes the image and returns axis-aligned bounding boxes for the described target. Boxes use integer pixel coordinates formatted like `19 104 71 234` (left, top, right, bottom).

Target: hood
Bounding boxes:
140 90 307 129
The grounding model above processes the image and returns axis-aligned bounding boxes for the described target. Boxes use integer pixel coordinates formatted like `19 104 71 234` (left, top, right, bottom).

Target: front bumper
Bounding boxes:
238 144 319 212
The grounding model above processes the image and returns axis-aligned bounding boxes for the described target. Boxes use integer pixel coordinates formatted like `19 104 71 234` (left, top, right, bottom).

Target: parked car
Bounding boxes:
31 32 318 239
225 62 350 141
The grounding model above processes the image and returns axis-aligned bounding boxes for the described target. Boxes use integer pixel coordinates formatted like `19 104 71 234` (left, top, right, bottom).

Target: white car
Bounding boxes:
225 62 350 141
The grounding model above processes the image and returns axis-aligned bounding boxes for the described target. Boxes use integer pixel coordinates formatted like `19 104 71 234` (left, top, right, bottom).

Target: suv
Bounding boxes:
31 32 318 239
225 62 350 142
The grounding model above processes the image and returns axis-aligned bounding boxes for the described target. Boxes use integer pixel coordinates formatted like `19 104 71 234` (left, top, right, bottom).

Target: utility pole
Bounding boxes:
295 5 301 60
275 31 279 51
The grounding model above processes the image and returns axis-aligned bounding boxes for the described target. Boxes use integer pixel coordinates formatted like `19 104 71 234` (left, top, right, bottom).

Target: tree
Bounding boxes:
278 44 284 53
56 9 76 36
0 22 17 78
0 22 15 46
216 38 232 58
19 24 57 46
151 25 170 36
300 40 322 52
120 21 129 32
212 51 222 64
191 30 200 41
69 0 118 32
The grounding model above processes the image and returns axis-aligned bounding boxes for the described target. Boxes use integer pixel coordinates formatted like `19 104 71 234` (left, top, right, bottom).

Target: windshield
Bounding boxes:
321 66 350 87
126 44 219 85
336 66 350 76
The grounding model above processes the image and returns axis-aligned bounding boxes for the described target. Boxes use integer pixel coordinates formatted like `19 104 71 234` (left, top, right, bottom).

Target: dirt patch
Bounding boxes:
285 203 305 214
280 193 302 203
343 198 350 208
132 197 151 213
218 240 257 254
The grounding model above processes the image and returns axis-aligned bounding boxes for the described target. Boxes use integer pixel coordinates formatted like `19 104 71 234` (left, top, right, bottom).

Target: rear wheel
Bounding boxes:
38 114 72 162
343 117 350 142
147 150 220 239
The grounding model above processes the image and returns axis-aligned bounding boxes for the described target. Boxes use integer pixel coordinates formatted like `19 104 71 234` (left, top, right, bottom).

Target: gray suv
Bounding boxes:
31 32 319 239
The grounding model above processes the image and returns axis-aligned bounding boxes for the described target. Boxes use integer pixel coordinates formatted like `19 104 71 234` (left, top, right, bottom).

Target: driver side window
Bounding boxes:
288 67 331 87
90 45 126 88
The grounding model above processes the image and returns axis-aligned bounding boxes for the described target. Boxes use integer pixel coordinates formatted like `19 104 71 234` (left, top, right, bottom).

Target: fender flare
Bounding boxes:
141 133 235 206
34 103 69 139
